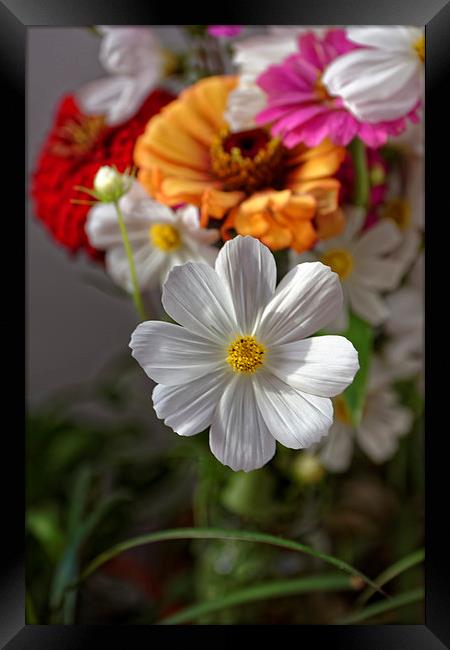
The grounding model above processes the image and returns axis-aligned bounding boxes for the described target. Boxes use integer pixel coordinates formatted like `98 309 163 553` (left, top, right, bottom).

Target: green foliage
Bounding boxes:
342 312 374 426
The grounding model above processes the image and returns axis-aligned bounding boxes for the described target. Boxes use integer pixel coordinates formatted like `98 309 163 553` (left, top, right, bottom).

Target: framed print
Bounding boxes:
2 0 448 646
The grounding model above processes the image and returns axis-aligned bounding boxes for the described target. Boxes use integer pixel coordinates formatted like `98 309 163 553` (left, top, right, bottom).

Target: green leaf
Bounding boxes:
342 312 373 426
349 137 370 208
159 573 354 625
356 548 424 607
338 587 424 624
77 527 383 596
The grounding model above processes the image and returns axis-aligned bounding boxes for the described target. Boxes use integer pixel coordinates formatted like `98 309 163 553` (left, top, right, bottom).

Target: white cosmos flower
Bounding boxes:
295 206 406 331
322 27 424 123
77 27 165 126
86 180 219 292
317 356 413 472
129 236 359 472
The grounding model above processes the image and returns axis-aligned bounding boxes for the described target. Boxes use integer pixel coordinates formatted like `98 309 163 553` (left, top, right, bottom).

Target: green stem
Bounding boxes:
76 527 384 596
113 200 148 321
159 573 353 625
349 137 370 208
337 587 424 624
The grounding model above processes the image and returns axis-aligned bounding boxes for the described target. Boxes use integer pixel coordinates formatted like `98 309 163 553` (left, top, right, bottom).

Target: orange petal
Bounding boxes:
290 220 318 253
200 188 244 226
315 208 346 239
288 179 340 215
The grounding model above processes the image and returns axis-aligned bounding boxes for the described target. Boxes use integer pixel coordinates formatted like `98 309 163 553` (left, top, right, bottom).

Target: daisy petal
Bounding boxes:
318 422 354 472
268 335 359 397
254 373 333 449
215 236 276 333
348 285 389 326
258 262 343 344
209 376 276 471
130 321 222 385
354 220 402 257
153 369 228 436
162 263 238 343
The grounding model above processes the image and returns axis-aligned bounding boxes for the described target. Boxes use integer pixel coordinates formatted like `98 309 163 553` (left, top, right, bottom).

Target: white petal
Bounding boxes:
347 27 420 52
257 262 343 345
209 376 276 472
152 370 228 437
354 220 402 257
352 258 405 291
267 335 359 397
162 262 238 343
254 373 333 449
348 285 389 326
215 236 276 334
105 244 164 292
129 320 223 385
86 204 149 250
318 422 354 472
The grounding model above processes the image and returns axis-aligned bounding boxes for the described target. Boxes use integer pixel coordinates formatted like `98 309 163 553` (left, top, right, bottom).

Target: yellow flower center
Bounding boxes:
413 35 425 62
210 127 284 193
52 115 106 157
382 198 411 230
226 335 266 374
149 223 181 251
321 249 354 280
333 395 352 425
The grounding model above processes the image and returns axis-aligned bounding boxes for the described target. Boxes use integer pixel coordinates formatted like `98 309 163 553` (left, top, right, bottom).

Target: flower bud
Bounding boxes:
93 166 131 202
293 453 325 485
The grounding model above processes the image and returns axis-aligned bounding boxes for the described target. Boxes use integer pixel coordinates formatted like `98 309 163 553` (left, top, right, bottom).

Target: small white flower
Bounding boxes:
93 165 132 202
322 27 424 123
77 27 165 126
129 236 359 472
296 207 406 331
86 180 219 292
318 356 413 472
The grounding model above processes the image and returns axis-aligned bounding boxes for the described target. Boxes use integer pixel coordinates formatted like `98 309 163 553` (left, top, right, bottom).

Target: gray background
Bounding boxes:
27 28 162 406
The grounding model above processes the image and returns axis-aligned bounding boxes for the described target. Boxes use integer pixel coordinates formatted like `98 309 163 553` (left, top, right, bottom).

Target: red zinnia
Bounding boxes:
31 88 175 260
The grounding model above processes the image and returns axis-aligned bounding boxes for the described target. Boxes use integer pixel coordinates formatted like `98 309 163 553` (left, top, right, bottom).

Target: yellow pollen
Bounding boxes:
413 35 425 62
51 115 106 157
149 223 181 252
382 198 411 231
321 249 354 280
333 395 352 425
210 127 284 192
226 335 266 374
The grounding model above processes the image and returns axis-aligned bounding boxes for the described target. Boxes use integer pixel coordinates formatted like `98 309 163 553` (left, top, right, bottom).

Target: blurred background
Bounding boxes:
27 27 424 626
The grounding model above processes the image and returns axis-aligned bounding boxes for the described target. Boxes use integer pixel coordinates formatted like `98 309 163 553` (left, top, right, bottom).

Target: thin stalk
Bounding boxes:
349 137 370 208
113 200 147 321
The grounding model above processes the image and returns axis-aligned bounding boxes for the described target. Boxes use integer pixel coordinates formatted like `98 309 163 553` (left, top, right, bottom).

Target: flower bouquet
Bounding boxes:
28 25 424 625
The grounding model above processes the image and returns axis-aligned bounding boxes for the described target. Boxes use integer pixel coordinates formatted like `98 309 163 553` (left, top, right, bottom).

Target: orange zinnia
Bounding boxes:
134 75 346 252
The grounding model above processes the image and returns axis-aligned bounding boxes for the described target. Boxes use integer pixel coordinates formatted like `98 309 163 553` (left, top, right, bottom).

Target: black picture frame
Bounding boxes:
3 0 448 646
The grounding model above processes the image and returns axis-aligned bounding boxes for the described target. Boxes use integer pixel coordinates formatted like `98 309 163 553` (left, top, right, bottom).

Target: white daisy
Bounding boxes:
318 356 413 472
129 236 359 472
296 206 405 331
77 27 165 126
86 180 219 292
322 27 424 123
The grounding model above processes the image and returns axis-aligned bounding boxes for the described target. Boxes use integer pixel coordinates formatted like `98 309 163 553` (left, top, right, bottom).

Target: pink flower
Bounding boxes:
255 30 420 149
207 25 242 38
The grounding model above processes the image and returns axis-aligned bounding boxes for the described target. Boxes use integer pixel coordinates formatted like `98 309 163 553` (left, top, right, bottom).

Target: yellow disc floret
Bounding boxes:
382 198 411 231
321 249 354 280
149 223 181 252
333 395 352 425
413 35 425 62
227 335 266 374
